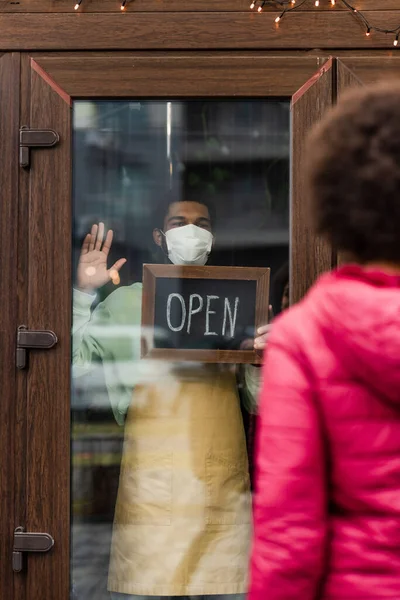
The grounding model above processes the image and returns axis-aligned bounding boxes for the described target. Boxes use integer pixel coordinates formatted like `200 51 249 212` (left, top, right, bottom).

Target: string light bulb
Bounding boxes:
121 0 127 9
250 0 400 48
74 0 82 9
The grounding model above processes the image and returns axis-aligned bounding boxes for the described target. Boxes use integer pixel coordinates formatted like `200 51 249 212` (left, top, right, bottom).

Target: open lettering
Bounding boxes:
166 293 240 338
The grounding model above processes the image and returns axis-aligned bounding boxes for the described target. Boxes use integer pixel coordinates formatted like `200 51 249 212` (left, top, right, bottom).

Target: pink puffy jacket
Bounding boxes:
249 265 400 600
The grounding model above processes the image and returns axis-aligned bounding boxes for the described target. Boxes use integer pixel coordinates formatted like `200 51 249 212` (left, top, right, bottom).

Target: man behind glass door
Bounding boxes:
72 199 267 600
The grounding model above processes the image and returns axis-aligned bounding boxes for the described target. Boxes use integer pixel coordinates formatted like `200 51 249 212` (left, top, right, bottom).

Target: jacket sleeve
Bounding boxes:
72 286 142 373
72 288 109 376
248 336 327 600
72 286 143 424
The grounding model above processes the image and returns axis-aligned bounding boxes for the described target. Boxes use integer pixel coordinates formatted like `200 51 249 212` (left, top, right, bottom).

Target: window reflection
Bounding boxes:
71 100 289 600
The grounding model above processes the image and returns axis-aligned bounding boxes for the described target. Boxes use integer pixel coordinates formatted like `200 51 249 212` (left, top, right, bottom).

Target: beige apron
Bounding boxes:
108 365 251 596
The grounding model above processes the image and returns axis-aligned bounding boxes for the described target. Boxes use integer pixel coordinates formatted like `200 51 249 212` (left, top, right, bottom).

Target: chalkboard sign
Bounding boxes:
141 264 270 363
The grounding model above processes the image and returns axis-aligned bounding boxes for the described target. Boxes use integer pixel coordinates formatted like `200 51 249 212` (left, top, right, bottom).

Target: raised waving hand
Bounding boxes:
77 222 126 292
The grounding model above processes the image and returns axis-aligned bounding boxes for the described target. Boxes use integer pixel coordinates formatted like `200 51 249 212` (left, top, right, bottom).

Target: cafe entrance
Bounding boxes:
1 3 399 599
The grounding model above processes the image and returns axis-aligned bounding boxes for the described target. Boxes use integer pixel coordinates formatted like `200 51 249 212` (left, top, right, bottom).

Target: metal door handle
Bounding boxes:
13 526 55 572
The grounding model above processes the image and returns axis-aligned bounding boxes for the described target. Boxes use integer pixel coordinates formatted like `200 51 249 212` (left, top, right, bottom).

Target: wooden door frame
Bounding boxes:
0 51 20 600
2 50 336 600
337 55 400 89
0 5 400 50
1 44 400 600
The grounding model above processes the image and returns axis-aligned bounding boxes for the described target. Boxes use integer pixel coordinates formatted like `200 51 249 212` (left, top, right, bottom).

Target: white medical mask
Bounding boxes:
163 224 213 266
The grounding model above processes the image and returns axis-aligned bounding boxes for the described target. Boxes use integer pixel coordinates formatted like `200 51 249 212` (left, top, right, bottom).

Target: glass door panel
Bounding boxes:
71 98 290 600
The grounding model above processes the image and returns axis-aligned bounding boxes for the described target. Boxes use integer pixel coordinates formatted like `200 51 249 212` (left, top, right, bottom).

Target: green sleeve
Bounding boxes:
72 284 143 424
241 364 263 414
72 288 111 375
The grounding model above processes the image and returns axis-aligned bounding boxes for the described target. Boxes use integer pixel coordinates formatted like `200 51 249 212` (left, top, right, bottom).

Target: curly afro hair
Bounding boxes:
305 81 400 264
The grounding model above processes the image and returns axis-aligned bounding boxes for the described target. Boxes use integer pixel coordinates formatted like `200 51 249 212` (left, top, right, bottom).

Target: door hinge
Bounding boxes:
16 325 58 370
19 126 60 168
13 526 55 573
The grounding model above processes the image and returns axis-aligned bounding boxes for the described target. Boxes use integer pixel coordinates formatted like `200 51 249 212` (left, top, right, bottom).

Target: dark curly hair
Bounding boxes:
305 81 400 264
153 191 215 231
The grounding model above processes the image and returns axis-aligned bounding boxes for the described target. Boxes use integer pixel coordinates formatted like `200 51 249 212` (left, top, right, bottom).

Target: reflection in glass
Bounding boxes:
71 100 289 599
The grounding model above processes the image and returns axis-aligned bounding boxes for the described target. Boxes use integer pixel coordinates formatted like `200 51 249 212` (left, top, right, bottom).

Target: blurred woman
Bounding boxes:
249 82 400 600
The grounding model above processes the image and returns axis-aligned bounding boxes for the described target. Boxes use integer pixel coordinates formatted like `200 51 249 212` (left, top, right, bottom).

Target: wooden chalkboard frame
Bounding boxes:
141 264 270 364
